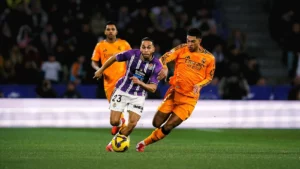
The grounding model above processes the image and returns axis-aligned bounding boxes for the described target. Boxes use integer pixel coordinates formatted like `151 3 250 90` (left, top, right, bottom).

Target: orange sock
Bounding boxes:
144 128 166 146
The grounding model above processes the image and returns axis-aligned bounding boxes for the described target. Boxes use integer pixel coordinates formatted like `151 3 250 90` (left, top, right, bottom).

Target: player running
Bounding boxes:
136 28 216 152
93 37 163 152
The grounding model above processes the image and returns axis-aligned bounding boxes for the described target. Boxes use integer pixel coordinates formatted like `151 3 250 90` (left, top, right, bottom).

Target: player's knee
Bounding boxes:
152 120 161 128
163 124 176 133
110 119 120 126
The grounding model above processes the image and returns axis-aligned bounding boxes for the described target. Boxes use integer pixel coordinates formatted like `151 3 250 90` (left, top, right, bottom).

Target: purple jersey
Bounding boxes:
115 49 162 96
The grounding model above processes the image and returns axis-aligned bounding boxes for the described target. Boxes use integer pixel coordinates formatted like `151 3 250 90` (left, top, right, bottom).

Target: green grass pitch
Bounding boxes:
1 128 300 169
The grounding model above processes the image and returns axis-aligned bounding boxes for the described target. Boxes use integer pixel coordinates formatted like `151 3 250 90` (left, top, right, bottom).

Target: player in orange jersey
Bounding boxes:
91 21 131 135
136 28 216 152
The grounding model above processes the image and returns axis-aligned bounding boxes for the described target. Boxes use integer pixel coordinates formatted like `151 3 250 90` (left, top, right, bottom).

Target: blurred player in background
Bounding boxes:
136 28 216 152
91 21 131 135
93 37 163 151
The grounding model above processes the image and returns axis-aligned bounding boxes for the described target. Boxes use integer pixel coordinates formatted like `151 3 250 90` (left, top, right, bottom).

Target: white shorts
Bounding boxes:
109 88 145 116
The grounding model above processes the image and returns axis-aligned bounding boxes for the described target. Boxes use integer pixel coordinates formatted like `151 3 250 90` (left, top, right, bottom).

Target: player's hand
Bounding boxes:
130 76 141 85
193 85 201 94
93 69 103 80
157 67 168 81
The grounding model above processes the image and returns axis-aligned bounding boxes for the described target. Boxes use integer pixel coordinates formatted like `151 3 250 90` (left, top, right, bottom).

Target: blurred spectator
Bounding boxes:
30 1 48 33
191 7 217 37
16 25 32 49
202 26 225 52
211 43 226 83
40 23 58 54
41 55 61 83
116 5 131 36
2 0 289 101
243 56 263 85
9 45 23 66
62 81 82 98
288 76 300 100
0 59 17 84
218 63 250 100
20 59 41 84
0 21 14 58
76 23 97 58
129 6 155 46
227 44 248 69
282 22 300 79
35 79 57 98
227 29 247 53
153 5 177 32
89 12 106 38
55 27 77 67
154 44 163 58
268 0 298 47
24 44 42 67
69 55 86 84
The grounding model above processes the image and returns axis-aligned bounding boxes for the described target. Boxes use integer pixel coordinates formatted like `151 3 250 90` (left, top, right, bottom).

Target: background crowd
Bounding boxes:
0 0 299 100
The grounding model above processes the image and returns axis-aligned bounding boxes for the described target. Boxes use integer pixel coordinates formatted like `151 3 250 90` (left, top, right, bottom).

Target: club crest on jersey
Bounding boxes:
103 48 107 52
148 63 154 70
202 58 206 64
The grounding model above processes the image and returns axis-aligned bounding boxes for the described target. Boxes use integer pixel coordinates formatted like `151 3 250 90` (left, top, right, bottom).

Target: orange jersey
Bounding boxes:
91 39 131 88
160 44 215 98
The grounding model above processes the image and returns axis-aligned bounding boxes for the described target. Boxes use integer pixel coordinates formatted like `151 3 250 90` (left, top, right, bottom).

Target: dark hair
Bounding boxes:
187 28 202 39
141 37 154 43
105 21 117 26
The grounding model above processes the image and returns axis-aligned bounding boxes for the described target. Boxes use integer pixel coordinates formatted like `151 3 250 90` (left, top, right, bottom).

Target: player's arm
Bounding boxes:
197 56 216 87
91 44 101 70
130 62 162 93
193 56 215 94
91 60 100 70
93 51 129 80
93 55 117 79
130 77 158 93
158 44 184 80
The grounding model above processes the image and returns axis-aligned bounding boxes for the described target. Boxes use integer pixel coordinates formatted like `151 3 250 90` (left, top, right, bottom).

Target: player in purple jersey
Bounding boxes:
93 37 163 152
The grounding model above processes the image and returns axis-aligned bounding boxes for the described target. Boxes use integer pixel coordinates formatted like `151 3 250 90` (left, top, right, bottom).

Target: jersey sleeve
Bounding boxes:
159 44 186 67
197 56 216 87
124 40 132 50
116 50 131 62
149 62 162 84
91 43 101 61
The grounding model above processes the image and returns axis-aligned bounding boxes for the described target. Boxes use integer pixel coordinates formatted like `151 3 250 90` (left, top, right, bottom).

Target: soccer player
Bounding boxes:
136 28 216 152
93 37 163 152
91 21 131 135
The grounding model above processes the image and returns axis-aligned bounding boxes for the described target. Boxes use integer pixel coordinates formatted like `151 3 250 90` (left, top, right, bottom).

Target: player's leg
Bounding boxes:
106 110 123 152
118 94 144 136
152 111 171 128
152 86 175 128
136 92 174 152
139 112 182 146
136 94 196 152
106 87 126 135
106 89 128 151
107 91 144 151
109 110 122 126
119 110 141 136
106 110 136 152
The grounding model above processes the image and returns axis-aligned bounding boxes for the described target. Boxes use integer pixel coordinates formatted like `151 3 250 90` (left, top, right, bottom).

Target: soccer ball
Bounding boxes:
111 135 130 152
